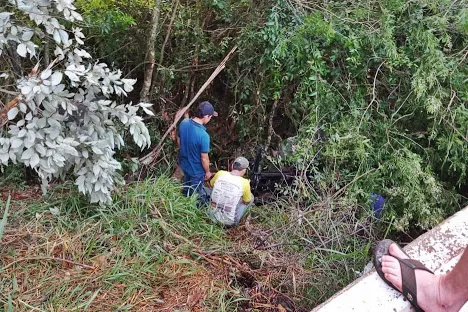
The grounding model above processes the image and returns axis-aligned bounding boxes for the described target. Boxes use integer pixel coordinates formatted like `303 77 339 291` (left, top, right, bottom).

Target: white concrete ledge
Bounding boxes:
312 207 468 312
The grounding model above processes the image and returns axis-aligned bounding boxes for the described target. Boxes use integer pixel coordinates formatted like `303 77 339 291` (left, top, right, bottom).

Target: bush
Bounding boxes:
0 0 152 204
235 0 466 231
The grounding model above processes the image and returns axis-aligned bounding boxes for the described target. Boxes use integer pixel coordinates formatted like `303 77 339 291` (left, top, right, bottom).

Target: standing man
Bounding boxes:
178 101 217 200
207 156 254 226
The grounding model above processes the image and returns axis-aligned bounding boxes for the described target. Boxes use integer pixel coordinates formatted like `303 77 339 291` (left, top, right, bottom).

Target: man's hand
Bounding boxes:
205 171 214 181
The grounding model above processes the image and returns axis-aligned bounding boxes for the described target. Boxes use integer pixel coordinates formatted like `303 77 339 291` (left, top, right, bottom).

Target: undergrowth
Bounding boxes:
0 175 378 311
250 177 378 306
0 177 235 311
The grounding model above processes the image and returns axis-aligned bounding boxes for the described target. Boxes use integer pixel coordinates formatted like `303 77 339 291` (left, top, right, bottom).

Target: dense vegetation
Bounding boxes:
71 0 468 230
1 0 468 310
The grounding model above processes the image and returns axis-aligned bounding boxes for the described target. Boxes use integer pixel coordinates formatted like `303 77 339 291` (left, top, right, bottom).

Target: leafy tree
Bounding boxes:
0 0 152 204
230 0 467 231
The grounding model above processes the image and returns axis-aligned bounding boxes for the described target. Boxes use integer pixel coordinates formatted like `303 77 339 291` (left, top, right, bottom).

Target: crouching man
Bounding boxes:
207 156 254 226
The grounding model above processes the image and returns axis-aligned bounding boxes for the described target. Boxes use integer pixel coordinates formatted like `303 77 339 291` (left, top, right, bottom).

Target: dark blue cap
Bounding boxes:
196 101 218 117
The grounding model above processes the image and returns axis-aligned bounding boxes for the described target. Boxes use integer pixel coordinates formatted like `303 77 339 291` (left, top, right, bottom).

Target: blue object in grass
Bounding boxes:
371 193 385 218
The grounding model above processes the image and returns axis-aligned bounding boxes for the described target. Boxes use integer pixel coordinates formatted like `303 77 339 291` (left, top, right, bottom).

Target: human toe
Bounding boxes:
384 272 403 291
382 254 400 268
388 243 408 259
382 264 400 277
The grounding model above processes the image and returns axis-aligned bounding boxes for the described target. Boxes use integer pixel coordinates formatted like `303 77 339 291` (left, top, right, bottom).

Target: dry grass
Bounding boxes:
1 215 235 311
0 179 234 311
0 176 377 311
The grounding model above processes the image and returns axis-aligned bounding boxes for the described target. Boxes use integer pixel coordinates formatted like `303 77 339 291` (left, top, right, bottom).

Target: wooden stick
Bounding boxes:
140 46 238 165
2 256 95 270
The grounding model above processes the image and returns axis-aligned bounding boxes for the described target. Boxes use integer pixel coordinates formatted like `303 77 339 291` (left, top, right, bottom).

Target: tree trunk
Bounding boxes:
140 0 161 103
153 0 178 87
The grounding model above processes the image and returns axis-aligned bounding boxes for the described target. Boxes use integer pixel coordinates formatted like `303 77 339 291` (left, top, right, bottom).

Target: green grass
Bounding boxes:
0 166 25 188
0 176 242 311
0 175 379 311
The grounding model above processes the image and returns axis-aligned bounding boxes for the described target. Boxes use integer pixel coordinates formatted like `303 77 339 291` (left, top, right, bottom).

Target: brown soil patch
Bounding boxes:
1 186 43 201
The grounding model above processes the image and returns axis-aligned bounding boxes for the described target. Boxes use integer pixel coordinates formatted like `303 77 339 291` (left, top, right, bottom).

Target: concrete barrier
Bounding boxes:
312 207 468 312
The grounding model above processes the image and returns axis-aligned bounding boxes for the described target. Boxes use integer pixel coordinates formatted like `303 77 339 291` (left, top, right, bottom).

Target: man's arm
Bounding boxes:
201 153 212 180
241 179 253 204
209 171 223 188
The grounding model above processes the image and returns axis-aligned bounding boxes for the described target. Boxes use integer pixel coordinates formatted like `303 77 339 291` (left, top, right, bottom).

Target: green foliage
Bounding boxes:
74 0 140 64
5 0 468 308
76 0 136 34
0 165 25 187
233 0 466 232
71 0 467 227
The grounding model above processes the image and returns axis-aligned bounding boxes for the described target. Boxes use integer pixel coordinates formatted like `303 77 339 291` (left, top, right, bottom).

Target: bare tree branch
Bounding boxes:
265 99 279 150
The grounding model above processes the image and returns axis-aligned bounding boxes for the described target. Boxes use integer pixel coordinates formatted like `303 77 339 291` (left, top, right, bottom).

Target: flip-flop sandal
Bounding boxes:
373 239 434 312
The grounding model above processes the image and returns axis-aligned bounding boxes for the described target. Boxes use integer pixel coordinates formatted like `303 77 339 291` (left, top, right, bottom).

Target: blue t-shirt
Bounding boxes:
178 118 210 175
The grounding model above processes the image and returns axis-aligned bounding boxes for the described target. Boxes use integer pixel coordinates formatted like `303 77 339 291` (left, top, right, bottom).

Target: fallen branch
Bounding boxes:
2 256 95 270
0 88 17 96
139 46 238 165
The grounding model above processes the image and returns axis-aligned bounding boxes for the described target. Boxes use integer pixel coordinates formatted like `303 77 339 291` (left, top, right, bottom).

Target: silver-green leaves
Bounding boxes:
1 0 152 204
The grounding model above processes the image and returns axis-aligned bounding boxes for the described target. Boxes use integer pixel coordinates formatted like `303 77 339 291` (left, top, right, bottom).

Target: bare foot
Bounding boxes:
381 243 462 312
